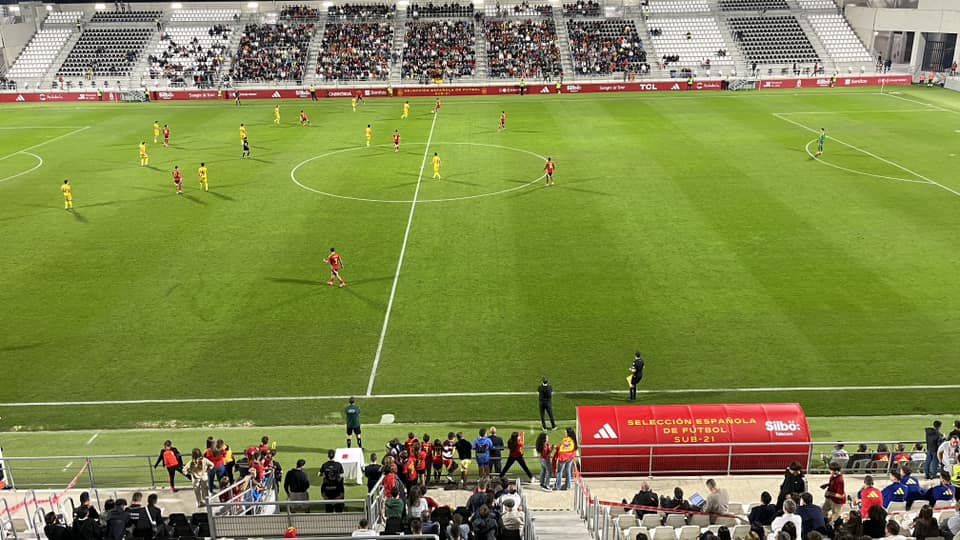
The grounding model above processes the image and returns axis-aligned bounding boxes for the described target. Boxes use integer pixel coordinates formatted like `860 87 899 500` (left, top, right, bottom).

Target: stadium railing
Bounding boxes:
0 454 156 490
205 498 370 538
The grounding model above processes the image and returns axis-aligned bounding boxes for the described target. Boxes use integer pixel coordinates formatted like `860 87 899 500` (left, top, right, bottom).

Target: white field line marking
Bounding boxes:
0 126 91 163
774 109 936 115
0 126 90 129
62 461 74 471
6 384 960 408
86 432 99 445
802 139 929 184
883 91 959 115
366 108 440 396
0 152 43 184
772 113 960 197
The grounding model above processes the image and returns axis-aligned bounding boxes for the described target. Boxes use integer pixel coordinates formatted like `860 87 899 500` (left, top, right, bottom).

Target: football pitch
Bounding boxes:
2 86 960 433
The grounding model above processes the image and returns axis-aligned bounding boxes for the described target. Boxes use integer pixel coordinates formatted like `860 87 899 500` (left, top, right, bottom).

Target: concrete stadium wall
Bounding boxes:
845 4 960 66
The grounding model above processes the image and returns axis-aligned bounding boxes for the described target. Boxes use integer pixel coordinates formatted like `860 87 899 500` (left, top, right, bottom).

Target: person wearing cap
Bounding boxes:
538 377 556 431
501 497 524 533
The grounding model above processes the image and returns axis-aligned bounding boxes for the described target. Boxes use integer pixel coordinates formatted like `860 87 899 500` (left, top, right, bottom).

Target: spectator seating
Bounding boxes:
57 28 152 77
90 10 161 23
402 20 476 81
485 18 562 78
728 16 818 64
327 3 396 20
280 5 321 19
484 3 554 17
806 13 872 64
641 1 710 14
6 28 72 79
316 22 393 81
233 23 313 82
567 19 648 76
168 9 240 23
407 3 475 18
563 0 601 17
797 0 836 8
149 26 231 87
44 11 83 25
647 17 733 69
718 0 788 11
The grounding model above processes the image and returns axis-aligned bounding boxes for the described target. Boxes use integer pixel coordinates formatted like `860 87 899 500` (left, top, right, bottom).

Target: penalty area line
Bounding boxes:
0 126 92 163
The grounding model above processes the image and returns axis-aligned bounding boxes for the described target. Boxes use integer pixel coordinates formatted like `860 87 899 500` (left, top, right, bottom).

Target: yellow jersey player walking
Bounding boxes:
152 121 160 143
239 124 247 143
432 152 441 179
198 162 209 192
352 96 358 112
402 101 410 119
139 141 149 167
274 105 280 125
365 124 372 147
61 179 73 210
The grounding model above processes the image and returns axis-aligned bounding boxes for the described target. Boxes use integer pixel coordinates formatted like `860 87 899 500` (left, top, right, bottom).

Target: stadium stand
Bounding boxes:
148 26 231 87
485 2 554 18
567 19 648 76
642 0 710 14
57 28 152 78
402 20 476 81
280 4 321 19
316 22 394 81
806 13 873 64
327 3 396 20
6 28 73 80
168 9 240 23
90 10 162 23
233 23 314 82
563 0 601 17
728 16 818 64
44 11 83 25
407 2 476 18
485 18 563 78
647 17 733 70
797 0 837 9
718 0 788 11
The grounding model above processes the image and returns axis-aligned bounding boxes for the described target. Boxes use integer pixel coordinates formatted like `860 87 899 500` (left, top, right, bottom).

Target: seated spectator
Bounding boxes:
328 3 396 20
280 4 320 19
501 498 524 533
485 18 562 79
567 19 646 76
626 482 658 516
946 500 960 538
317 22 393 81
704 478 729 523
839 510 863 538
880 471 907 507
233 23 312 82
407 3 475 18
402 20 476 81
562 0 600 16
353 518 377 537
884 520 907 540
909 505 940 540
660 487 692 511
795 493 826 539
926 472 956 505
769 500 801 540
862 505 887 539
849 444 871 464
874 443 890 462
909 443 926 463
829 443 849 466
748 491 777 527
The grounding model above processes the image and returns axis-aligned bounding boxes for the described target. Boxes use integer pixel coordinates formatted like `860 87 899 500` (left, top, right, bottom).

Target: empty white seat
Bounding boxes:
652 526 676 540
642 513 664 528
626 526 650 540
678 525 701 540
665 514 687 528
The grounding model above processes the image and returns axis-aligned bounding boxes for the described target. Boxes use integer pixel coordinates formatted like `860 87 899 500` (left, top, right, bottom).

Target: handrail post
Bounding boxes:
647 446 654 476
147 456 156 488
86 458 96 490
727 445 734 475
806 443 814 473
206 493 217 540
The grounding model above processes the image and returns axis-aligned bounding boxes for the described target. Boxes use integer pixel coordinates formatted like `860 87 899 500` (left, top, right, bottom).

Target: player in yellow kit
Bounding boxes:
61 179 73 210
273 105 280 125
239 124 247 142
198 162 209 192
365 124 372 147
352 96 358 112
152 121 160 143
139 141 149 167
432 152 441 179
402 101 410 119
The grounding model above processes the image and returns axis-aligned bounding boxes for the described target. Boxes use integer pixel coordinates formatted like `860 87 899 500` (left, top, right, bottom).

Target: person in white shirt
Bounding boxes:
768 499 802 540
501 498 524 533
937 435 959 474
351 518 377 537
497 481 522 511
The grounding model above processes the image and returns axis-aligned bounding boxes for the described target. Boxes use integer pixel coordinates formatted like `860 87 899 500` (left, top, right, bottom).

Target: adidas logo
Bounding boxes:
540 86 550 94
671 83 680 91
593 423 618 439
271 91 281 98
15 94 25 102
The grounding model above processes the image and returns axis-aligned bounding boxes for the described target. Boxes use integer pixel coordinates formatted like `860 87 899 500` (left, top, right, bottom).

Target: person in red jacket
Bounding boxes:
858 475 883 517
821 462 845 519
153 440 187 492
499 432 533 482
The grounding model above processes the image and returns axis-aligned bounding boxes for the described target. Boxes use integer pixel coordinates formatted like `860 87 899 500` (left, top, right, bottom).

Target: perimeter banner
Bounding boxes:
577 403 811 476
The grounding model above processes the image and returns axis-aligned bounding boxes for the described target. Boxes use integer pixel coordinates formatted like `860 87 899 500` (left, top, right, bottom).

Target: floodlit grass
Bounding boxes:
1 87 960 435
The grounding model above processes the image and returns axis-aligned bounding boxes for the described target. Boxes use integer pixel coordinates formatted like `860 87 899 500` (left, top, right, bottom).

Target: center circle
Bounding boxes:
290 142 547 203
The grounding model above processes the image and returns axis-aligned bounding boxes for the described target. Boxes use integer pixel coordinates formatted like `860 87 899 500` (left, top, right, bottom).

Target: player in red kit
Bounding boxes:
393 130 400 153
163 125 171 147
544 157 555 187
499 111 507 131
173 165 183 194
327 247 346 287
434 98 442 113
299 110 309 126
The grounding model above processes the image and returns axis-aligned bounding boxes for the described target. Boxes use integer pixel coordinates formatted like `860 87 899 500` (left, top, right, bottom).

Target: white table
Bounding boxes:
334 447 366 485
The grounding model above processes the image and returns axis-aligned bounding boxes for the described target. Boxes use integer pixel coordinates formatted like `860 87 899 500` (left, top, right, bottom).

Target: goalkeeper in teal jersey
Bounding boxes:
816 128 827 157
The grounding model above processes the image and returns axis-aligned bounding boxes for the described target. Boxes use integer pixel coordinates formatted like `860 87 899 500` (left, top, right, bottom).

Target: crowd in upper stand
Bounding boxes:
280 4 321 19
568 19 648 76
232 23 313 82
485 18 562 79
316 22 394 81
563 0 602 17
407 2 476 18
148 26 231 87
327 3 396 20
402 20 477 81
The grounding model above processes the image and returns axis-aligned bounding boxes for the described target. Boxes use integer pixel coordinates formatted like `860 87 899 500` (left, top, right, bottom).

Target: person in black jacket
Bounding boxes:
43 512 69 540
364 453 382 492
629 352 645 401
319 450 345 513
748 491 777 527
777 463 806 509
627 482 659 516
538 378 557 431
284 459 311 509
72 506 102 540
925 421 944 479
470 504 498 540
103 499 129 540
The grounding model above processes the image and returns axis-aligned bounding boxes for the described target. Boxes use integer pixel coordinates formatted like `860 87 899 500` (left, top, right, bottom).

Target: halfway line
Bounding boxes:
366 109 440 396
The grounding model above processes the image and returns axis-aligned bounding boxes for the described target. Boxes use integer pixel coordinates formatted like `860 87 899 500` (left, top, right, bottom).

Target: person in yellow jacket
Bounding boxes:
553 428 577 491
60 179 73 210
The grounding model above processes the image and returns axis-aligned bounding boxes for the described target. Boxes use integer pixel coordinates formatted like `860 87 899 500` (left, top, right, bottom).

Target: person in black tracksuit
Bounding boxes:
629 352 645 401
538 378 557 431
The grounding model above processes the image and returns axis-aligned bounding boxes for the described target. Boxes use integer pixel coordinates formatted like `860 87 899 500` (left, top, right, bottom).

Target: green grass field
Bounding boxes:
2 86 960 438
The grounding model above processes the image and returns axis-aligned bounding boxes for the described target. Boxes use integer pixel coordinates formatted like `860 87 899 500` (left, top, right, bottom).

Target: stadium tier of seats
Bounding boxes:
567 19 648 76
280 4 321 19
484 3 554 18
485 18 562 78
327 3 396 20
642 0 710 14
563 0 601 17
44 11 83 25
6 28 72 79
728 15 818 64
168 9 240 23
149 26 231 87
718 0 788 11
407 2 475 18
57 28 151 77
90 10 161 23
797 0 837 9
316 22 393 81
647 17 733 69
806 13 873 64
233 23 313 82
402 20 476 81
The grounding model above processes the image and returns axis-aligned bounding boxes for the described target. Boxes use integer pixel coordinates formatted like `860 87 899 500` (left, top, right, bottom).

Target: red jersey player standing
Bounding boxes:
173 165 183 194
393 129 400 153
499 111 507 131
434 98 442 113
299 110 310 126
327 247 346 287
162 124 171 147
544 157 556 187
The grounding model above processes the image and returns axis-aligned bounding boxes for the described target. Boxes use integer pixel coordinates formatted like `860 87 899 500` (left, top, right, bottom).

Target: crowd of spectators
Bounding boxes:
485 18 562 79
408 2 476 18
148 26 231 87
563 0 601 17
0 75 15 90
567 20 648 76
402 20 476 81
316 22 394 81
280 4 320 19
489 2 554 17
327 3 396 20
232 23 313 82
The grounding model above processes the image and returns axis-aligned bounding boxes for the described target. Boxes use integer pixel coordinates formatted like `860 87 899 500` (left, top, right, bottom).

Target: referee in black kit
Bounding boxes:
628 352 645 401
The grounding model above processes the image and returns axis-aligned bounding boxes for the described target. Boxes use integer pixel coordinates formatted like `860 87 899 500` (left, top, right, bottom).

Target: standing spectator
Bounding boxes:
704 478 730 523
535 432 553 491
777 462 806 508
204 443 226 492
455 432 473 486
488 427 504 476
820 462 845 518
937 434 959 476
500 431 534 482
473 428 494 480
71 507 101 540
538 377 557 430
364 453 382 492
154 440 186 492
184 448 214 507
103 499 128 540
629 352 644 401
284 459 310 508
320 449 345 513
74 492 100 522
553 428 577 491
345 397 362 449
43 512 69 540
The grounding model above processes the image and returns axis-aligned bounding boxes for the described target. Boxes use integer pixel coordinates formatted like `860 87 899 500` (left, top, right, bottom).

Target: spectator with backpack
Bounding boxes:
153 440 186 492
71 506 102 540
473 428 494 481
320 449 345 513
